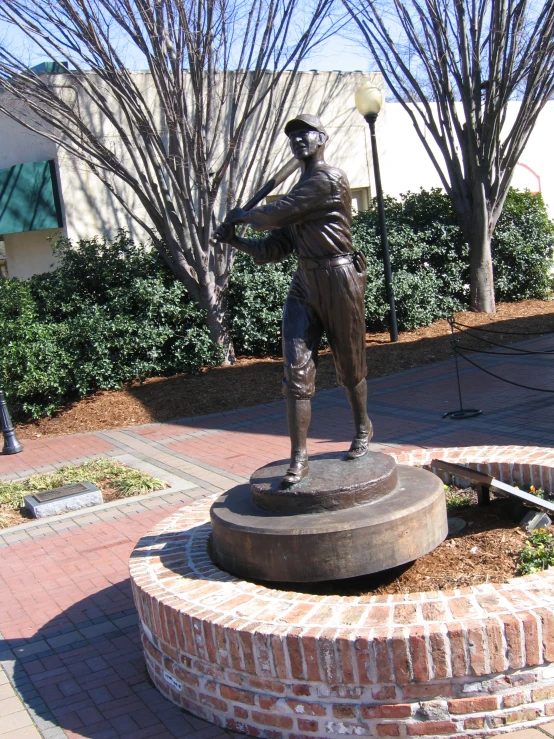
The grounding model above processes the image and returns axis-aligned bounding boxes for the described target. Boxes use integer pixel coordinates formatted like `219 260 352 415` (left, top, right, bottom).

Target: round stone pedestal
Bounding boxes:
210 452 447 582
251 451 398 513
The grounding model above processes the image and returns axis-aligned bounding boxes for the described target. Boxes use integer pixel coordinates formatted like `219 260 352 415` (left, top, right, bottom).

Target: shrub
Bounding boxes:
518 529 554 575
353 188 554 332
445 485 474 512
227 249 297 355
0 232 222 418
352 190 469 330
492 190 554 301
230 189 553 349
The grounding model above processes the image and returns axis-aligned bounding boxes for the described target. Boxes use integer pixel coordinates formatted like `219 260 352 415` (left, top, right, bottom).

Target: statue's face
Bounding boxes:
288 128 326 160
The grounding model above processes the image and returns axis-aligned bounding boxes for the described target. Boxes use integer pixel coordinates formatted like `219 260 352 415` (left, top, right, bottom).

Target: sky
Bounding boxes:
302 35 373 72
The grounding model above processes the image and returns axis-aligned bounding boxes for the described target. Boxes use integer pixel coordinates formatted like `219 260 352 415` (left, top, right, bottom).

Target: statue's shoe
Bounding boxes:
281 459 309 487
347 424 374 459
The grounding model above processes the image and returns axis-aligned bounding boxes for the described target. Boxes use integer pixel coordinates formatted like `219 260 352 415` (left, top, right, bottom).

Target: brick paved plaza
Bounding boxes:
1 334 554 738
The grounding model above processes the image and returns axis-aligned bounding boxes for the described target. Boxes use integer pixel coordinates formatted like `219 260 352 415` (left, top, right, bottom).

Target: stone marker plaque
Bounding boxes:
25 481 102 519
33 482 91 503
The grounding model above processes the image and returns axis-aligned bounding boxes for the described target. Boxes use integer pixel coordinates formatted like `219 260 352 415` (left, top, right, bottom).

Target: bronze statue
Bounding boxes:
214 113 372 486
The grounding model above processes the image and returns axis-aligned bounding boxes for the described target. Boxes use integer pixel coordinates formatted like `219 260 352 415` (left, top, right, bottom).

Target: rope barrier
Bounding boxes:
455 343 554 357
451 319 554 336
443 314 554 419
451 326 554 354
454 346 554 394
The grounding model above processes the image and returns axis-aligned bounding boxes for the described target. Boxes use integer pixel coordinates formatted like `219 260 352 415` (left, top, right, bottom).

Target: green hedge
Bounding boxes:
353 188 554 330
352 188 469 330
491 190 554 301
0 233 222 418
1 189 552 419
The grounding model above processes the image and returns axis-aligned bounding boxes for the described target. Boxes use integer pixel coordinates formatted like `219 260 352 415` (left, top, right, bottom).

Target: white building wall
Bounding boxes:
0 114 57 169
379 100 554 216
4 228 61 279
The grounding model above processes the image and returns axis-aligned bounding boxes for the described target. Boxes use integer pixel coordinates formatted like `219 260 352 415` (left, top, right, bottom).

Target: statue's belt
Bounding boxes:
298 253 353 270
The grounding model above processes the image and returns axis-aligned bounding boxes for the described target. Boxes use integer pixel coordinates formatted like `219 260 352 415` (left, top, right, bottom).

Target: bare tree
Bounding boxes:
343 0 554 312
0 0 337 358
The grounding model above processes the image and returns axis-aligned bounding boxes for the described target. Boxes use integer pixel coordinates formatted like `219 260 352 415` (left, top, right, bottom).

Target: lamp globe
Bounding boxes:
355 83 384 117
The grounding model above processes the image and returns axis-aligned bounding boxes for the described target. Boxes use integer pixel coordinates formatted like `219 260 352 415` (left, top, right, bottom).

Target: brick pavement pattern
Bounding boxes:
0 503 237 739
1 333 554 737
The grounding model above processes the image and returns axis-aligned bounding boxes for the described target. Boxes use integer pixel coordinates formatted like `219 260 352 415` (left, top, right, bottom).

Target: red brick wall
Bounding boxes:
130 446 554 738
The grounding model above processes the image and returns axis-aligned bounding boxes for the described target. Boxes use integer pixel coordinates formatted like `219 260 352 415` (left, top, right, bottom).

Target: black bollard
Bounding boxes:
0 389 23 454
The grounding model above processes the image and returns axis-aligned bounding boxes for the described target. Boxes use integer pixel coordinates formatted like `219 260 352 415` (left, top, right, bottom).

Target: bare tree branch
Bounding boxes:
0 0 339 356
344 0 554 311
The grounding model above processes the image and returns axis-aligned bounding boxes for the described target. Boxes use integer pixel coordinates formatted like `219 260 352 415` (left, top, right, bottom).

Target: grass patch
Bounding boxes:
445 485 474 512
0 458 168 528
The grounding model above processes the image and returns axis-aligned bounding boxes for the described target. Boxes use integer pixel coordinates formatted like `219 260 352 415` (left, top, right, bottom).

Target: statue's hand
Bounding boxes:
213 222 236 243
225 207 248 224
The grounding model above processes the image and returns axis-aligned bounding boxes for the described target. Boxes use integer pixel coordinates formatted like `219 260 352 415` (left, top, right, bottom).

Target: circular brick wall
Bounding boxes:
129 446 554 738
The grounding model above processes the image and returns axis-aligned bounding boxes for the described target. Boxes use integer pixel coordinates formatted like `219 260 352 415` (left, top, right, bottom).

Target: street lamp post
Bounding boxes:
355 82 398 342
0 389 23 454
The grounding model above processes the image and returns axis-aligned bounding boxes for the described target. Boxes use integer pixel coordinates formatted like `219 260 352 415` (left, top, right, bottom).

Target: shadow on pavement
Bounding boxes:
2 579 234 738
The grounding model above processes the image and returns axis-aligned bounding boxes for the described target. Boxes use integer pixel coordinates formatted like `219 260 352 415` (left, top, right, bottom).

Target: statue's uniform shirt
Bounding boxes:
237 162 367 399
247 163 353 260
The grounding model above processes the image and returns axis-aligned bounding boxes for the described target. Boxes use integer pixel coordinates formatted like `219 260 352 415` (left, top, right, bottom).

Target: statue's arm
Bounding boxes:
247 174 335 231
236 230 294 265
213 220 293 265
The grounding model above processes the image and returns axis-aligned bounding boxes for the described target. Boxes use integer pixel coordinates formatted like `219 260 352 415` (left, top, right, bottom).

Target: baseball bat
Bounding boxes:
240 157 300 212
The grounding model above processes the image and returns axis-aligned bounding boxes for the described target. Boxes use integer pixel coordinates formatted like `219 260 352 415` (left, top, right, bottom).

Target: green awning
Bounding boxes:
0 159 63 235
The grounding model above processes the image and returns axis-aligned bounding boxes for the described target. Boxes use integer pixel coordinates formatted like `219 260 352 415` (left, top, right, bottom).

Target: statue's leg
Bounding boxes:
281 280 322 487
345 379 373 459
317 261 372 458
281 397 311 486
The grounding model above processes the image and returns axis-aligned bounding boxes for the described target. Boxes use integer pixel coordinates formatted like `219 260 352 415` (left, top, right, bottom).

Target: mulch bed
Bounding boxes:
15 298 554 439
374 501 528 594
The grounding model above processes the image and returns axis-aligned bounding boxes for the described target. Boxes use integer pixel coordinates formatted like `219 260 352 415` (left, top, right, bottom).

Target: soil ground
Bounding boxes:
373 497 529 594
16 298 554 439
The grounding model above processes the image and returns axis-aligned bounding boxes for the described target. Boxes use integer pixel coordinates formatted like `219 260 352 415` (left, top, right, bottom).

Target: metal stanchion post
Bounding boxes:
443 317 482 420
0 389 24 454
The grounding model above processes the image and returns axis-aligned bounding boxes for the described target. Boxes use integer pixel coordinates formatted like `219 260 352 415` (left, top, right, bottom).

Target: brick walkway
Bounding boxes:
1 333 554 737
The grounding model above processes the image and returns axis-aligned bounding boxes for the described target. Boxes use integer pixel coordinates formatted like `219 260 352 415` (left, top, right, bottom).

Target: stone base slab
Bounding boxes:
210 464 447 581
250 451 397 513
129 446 554 738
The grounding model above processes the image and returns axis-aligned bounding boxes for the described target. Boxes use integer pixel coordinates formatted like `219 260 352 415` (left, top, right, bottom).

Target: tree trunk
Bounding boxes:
200 282 236 365
467 183 496 313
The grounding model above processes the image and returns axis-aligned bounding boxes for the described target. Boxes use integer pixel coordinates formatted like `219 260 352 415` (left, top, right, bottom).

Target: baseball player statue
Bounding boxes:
214 113 372 487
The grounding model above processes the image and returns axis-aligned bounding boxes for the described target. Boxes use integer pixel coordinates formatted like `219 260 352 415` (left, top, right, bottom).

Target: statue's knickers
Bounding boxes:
281 262 367 399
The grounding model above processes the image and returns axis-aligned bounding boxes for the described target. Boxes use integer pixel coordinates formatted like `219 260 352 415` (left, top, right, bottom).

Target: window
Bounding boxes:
351 188 371 213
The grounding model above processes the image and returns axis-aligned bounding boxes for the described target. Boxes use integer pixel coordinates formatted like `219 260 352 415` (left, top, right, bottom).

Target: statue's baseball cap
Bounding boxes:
284 113 327 137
